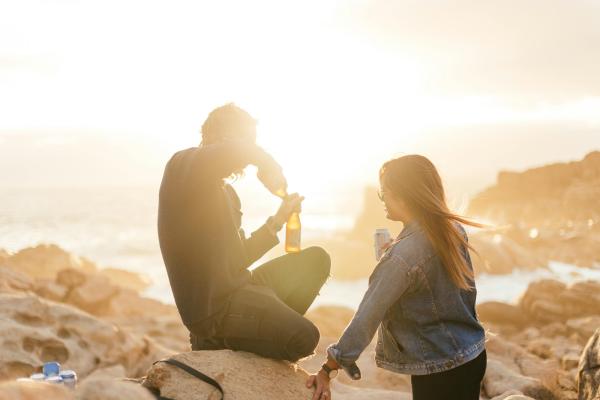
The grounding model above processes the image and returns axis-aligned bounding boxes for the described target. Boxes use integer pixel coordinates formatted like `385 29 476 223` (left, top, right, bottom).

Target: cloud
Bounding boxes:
341 0 600 100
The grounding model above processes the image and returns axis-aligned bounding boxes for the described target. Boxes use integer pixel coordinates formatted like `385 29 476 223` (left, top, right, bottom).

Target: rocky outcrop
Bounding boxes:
467 151 600 269
324 153 600 278
0 293 171 381
1 244 151 293
519 280 600 324
476 301 529 327
469 151 600 227
2 244 599 399
578 329 600 400
483 359 555 400
144 350 314 400
2 244 96 281
479 277 600 399
468 232 547 275
0 244 189 353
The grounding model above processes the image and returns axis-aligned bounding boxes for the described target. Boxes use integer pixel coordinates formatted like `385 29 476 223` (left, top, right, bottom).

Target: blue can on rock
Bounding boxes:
43 362 61 377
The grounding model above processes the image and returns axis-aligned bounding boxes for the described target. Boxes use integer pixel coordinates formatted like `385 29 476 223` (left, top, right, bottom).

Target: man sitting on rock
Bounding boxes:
158 103 331 362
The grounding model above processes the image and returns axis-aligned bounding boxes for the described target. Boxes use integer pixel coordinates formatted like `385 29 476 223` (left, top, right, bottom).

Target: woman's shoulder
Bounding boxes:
388 226 435 268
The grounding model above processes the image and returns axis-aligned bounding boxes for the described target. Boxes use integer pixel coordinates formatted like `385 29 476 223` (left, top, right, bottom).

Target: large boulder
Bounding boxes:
477 301 529 327
469 233 546 275
143 350 314 400
98 267 151 293
4 244 96 280
519 279 600 323
578 329 600 400
483 359 556 400
0 246 189 354
75 378 154 400
143 350 407 400
566 316 600 342
65 274 119 316
0 293 171 381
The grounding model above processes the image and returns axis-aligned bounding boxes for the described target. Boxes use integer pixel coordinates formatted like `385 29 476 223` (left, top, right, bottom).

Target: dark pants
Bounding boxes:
190 246 331 362
411 350 487 400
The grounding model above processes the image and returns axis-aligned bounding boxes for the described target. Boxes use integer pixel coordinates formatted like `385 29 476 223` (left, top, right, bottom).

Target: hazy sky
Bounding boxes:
1 0 599 200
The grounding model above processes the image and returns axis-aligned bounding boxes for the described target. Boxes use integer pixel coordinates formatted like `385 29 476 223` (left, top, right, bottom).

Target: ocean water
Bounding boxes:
2 186 599 311
312 261 600 310
0 185 356 303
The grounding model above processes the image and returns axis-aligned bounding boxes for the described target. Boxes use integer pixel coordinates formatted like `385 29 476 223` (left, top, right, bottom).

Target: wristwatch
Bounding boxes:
320 363 338 380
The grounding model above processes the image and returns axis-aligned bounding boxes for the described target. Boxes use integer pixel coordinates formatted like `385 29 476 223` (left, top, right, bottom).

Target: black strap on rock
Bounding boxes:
149 358 224 400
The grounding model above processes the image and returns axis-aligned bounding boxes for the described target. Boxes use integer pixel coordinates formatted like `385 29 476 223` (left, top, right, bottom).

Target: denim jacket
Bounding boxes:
327 221 485 376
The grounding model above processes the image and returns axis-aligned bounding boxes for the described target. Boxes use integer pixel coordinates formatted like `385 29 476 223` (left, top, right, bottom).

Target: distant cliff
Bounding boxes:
469 151 600 227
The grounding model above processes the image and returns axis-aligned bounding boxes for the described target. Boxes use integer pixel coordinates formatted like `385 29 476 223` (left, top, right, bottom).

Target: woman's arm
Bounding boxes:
327 252 413 369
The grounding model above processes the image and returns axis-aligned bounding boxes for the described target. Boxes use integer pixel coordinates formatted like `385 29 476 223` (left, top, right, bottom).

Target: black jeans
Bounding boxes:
411 350 487 400
190 246 331 362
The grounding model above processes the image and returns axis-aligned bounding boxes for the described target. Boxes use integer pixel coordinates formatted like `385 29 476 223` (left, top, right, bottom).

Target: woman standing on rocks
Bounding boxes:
307 155 487 400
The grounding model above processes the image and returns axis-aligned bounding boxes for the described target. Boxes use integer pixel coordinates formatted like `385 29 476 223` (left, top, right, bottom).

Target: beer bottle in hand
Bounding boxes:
276 188 302 253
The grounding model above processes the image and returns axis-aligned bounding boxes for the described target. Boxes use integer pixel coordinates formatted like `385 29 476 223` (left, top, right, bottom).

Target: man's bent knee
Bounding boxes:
285 319 320 361
302 246 331 279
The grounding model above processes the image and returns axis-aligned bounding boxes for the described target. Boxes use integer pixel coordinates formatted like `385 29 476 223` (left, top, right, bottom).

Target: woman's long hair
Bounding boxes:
380 155 484 290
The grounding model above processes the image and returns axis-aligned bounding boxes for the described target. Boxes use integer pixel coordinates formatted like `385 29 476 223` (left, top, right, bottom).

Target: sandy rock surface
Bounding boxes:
76 378 155 400
144 350 314 400
0 293 171 381
0 380 73 400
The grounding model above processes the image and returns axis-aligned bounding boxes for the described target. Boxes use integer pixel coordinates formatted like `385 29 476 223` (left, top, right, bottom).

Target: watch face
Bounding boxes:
329 369 338 379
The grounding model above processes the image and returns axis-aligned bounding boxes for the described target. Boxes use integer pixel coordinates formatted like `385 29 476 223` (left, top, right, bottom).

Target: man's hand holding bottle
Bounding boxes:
257 154 304 252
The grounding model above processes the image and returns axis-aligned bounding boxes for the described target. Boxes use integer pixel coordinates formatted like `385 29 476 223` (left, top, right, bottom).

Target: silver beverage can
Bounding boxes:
29 373 46 382
374 228 391 261
45 376 63 385
59 370 77 389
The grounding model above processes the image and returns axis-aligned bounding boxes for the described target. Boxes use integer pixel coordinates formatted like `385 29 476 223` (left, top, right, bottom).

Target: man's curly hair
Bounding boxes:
201 103 257 146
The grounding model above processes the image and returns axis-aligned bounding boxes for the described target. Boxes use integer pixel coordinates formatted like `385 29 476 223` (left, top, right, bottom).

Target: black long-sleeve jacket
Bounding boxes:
157 141 279 337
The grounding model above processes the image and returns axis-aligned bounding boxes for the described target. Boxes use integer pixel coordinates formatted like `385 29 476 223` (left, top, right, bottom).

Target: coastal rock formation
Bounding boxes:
0 293 171 381
1 244 151 293
578 329 600 400
467 151 600 269
483 359 555 400
469 151 600 227
468 232 547 275
519 279 600 323
2 244 96 281
324 151 600 277
143 350 314 400
2 244 598 399
0 244 189 353
476 302 529 327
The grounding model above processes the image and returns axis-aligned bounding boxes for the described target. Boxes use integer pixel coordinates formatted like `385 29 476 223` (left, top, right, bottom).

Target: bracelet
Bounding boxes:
321 363 339 380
